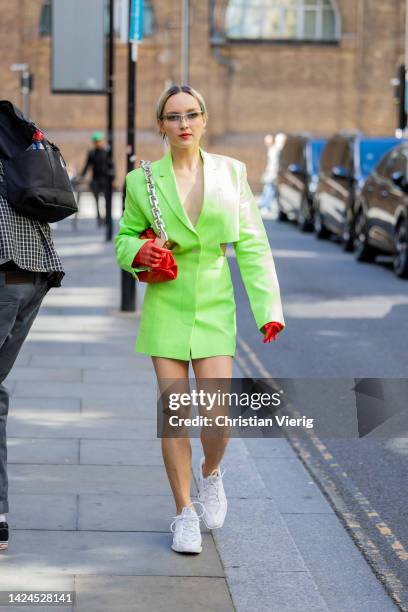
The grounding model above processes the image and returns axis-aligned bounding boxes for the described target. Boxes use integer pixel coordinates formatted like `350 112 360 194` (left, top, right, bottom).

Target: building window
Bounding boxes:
39 0 52 37
225 0 340 42
142 0 155 36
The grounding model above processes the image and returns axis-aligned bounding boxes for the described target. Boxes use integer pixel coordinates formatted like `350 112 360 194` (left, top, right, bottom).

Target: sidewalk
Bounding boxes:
0 206 399 611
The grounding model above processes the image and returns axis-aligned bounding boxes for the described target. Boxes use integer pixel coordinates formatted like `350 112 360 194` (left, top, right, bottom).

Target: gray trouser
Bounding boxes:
0 274 49 514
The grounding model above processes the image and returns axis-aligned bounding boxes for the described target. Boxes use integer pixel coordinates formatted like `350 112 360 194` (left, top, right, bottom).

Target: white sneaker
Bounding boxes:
170 501 205 554
197 457 228 529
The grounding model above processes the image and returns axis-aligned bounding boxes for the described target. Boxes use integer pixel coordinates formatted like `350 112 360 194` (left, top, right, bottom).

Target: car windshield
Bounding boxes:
310 140 326 173
359 139 402 177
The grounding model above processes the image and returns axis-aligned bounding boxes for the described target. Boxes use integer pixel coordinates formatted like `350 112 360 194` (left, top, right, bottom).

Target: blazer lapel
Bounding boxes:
198 148 219 231
153 147 218 235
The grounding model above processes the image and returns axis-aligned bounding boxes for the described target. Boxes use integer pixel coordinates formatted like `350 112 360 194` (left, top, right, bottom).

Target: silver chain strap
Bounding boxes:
140 160 168 244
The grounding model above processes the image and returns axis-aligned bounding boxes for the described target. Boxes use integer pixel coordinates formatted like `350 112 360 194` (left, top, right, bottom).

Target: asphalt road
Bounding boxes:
231 212 408 608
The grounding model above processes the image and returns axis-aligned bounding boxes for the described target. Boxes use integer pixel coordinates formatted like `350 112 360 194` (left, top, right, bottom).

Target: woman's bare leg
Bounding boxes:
151 356 193 514
191 355 233 477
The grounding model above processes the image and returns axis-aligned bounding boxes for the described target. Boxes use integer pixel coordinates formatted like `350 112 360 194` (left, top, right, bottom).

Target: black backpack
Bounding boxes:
0 100 78 222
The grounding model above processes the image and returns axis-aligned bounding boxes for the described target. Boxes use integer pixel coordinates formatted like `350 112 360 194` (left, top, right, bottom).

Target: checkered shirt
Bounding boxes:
0 160 64 287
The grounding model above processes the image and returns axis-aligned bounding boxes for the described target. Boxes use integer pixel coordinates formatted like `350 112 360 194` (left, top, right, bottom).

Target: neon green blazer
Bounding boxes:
115 147 285 360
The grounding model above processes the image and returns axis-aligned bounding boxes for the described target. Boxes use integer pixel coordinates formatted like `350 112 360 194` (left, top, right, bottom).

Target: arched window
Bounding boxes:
225 0 340 42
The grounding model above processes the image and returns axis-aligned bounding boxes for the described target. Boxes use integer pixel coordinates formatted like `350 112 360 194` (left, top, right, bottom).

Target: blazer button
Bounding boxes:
191 247 199 253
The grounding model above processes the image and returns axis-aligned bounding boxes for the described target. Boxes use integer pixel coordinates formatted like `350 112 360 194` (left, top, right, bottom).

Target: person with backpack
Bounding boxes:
80 132 115 226
0 164 65 551
0 100 75 551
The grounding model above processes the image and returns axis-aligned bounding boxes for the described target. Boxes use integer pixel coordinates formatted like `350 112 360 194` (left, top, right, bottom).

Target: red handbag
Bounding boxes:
133 161 178 284
136 228 178 283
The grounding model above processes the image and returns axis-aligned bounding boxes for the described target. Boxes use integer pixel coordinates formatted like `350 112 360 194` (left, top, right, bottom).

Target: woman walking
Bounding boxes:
115 84 285 554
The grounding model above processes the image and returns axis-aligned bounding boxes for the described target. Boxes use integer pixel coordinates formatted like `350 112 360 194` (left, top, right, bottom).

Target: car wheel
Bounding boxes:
353 209 376 262
313 202 330 239
341 214 355 252
393 219 408 279
298 197 313 232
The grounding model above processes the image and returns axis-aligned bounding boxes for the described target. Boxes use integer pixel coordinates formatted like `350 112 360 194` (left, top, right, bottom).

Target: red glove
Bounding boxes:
132 238 172 269
261 322 284 343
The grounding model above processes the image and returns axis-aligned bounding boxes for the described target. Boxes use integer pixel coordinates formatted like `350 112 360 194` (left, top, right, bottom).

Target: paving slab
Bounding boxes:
8 494 77 530
83 368 157 385
78 494 210 533
6 414 157 440
79 439 162 465
9 397 81 414
12 381 151 402
6 367 82 383
1 531 223 577
74 575 234 612
254 456 335 514
8 465 185 496
81 396 155 420
224 567 328 612
30 355 152 370
19 341 85 356
82 342 139 356
212 497 306 572
7 437 79 464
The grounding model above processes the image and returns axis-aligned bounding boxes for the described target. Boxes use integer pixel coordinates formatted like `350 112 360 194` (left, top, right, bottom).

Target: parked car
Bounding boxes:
353 142 408 278
313 133 403 250
276 134 326 231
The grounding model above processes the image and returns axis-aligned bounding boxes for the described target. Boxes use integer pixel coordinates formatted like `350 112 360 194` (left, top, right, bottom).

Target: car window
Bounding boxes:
359 139 402 177
280 139 304 170
338 140 353 172
383 150 407 177
320 138 345 173
310 140 325 173
375 151 391 176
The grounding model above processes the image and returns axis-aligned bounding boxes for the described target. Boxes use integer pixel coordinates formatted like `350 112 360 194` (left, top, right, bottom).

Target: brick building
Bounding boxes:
0 0 405 188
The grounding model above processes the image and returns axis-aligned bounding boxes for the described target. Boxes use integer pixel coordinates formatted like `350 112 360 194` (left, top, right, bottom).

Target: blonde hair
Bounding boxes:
156 84 207 139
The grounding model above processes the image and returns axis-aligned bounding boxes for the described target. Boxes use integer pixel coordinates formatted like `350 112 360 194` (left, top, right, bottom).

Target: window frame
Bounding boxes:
222 0 341 45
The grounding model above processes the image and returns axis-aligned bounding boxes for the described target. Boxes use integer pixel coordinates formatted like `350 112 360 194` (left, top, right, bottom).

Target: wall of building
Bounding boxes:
0 0 404 189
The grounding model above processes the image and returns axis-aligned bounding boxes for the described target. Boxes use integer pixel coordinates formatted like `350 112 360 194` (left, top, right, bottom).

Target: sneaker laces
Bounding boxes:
170 501 205 535
202 467 226 505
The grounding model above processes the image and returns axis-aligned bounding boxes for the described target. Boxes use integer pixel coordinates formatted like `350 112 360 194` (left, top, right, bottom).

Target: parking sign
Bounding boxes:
130 0 144 42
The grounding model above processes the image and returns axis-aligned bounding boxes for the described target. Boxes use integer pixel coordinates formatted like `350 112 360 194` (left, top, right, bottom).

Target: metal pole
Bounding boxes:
105 0 115 242
181 0 189 84
398 64 406 131
121 12 138 312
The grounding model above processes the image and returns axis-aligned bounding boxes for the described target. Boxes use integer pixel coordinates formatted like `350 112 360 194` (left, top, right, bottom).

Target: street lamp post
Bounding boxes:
121 7 138 312
105 0 115 242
